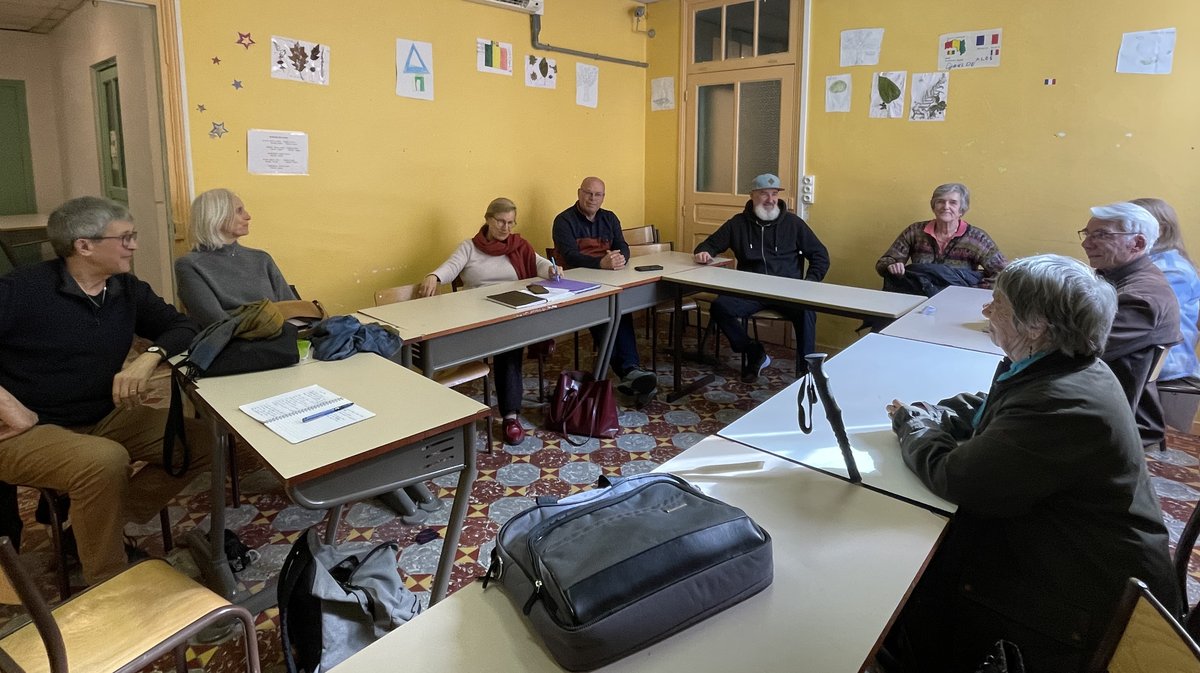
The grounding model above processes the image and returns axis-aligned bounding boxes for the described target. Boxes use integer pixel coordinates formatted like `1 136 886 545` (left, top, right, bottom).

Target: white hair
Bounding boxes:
1089 201 1159 251
993 254 1117 358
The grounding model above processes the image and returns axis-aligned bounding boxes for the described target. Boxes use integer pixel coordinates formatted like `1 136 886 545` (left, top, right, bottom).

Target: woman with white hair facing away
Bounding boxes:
174 188 298 326
1133 197 1200 430
881 255 1179 673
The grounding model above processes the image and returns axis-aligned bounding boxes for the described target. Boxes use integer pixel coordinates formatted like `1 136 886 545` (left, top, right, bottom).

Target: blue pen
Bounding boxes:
302 402 353 423
550 258 561 281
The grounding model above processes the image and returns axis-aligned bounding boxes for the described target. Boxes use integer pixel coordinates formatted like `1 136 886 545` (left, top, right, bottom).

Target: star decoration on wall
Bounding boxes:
211 56 221 65
232 80 243 90
236 32 255 49
196 104 206 112
209 122 228 139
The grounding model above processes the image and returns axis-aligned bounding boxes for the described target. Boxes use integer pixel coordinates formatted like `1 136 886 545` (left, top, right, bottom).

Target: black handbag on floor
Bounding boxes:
483 473 773 671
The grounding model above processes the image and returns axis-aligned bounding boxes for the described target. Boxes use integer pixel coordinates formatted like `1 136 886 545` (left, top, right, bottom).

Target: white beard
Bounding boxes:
753 204 780 221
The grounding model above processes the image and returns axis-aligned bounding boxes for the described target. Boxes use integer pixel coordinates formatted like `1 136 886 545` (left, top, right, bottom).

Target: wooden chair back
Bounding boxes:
1089 578 1200 672
622 225 658 245
375 285 419 306
629 242 673 257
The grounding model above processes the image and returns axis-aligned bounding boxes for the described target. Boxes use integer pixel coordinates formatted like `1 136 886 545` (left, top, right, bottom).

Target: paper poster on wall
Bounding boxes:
1116 28 1176 75
840 28 884 67
270 36 329 85
869 71 906 119
825 74 851 113
525 55 557 88
938 29 1002 70
396 39 434 100
910 72 949 122
576 63 599 108
247 129 309 175
651 77 675 111
477 38 513 75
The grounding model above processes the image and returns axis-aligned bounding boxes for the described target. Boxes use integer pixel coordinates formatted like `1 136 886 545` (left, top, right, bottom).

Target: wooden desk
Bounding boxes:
881 286 1001 356
185 354 490 608
335 436 948 673
718 333 1002 514
358 278 620 380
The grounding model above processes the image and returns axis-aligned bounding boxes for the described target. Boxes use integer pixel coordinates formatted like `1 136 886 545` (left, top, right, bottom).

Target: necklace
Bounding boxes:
86 286 107 308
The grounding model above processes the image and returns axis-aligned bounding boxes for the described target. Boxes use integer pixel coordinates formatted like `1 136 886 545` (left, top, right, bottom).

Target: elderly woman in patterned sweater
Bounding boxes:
419 197 556 446
875 183 1007 291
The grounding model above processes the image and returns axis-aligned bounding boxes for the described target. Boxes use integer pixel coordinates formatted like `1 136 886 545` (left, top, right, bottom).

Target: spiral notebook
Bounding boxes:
238 384 375 444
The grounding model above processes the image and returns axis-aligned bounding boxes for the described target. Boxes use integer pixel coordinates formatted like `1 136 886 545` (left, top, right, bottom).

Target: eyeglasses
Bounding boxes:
490 218 517 229
88 231 139 248
1077 229 1137 242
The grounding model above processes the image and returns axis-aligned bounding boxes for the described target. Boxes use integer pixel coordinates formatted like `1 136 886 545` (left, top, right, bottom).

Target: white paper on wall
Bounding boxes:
247 129 309 175
1116 28 1176 75
396 39 434 100
271 36 329 85
910 72 949 122
840 28 884 67
825 74 851 113
576 63 599 108
869 71 906 119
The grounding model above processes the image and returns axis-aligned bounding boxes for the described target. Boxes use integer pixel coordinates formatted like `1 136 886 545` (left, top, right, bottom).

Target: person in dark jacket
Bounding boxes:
693 173 829 382
0 197 207 585
884 254 1180 673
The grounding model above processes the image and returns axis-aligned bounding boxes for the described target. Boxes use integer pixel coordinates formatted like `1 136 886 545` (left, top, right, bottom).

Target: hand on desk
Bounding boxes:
417 274 439 298
600 250 626 270
694 251 713 264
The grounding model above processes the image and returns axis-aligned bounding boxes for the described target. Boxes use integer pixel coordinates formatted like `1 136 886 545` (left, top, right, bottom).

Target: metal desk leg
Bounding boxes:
429 423 477 605
592 294 620 381
668 284 714 403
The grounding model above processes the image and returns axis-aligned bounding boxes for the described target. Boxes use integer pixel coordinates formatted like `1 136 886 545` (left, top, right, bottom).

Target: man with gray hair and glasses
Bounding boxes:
1080 201 1181 449
0 196 205 586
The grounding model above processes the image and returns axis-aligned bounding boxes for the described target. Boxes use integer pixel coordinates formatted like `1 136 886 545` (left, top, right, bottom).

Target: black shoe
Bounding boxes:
618 368 657 395
741 344 771 383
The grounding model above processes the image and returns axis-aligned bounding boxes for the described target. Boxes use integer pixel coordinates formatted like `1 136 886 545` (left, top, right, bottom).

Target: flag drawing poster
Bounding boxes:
938 29 1002 70
396 39 434 100
477 38 513 75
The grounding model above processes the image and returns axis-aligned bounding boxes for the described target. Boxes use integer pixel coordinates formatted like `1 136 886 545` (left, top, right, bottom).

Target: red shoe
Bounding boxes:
503 418 525 446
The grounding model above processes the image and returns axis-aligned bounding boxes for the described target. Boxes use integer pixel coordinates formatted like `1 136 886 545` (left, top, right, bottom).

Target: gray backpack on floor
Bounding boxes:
278 528 422 673
483 472 773 671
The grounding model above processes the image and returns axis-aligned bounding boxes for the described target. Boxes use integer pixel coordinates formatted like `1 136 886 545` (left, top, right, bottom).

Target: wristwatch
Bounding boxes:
146 345 169 361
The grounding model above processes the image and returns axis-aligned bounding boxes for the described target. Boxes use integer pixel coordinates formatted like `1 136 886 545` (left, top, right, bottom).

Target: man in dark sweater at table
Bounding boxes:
552 177 657 400
0 196 208 586
694 174 830 382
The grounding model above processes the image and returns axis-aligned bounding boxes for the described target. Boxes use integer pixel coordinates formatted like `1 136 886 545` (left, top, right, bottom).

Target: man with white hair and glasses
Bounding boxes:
1080 201 1182 449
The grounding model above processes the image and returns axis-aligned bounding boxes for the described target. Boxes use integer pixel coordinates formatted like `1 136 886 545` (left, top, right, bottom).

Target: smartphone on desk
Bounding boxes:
634 265 663 272
527 284 549 294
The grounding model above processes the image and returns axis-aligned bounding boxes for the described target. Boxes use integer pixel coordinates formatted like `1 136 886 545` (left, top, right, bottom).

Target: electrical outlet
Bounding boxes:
800 175 816 204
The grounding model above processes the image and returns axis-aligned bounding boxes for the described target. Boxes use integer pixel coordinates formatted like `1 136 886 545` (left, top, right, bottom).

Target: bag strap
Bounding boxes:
161 373 192 477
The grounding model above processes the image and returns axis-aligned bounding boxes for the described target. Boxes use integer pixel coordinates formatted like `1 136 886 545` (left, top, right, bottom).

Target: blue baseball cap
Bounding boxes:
750 174 784 191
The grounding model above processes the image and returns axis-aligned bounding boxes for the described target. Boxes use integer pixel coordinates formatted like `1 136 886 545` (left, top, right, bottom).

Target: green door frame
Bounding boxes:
91 58 129 204
0 79 38 215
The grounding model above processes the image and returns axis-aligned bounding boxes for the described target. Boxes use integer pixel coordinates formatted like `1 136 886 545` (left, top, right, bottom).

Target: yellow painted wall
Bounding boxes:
644 0 681 241
807 0 1200 345
179 0 653 313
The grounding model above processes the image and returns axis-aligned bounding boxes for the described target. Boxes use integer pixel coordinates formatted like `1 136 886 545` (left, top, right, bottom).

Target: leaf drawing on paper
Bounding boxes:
877 75 900 109
288 43 309 73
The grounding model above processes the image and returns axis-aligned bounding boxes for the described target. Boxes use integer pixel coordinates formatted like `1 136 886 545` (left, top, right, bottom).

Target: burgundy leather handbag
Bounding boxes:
546 370 620 445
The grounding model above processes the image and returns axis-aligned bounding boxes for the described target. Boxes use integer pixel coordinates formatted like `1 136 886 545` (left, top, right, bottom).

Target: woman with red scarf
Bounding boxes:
419 198 555 445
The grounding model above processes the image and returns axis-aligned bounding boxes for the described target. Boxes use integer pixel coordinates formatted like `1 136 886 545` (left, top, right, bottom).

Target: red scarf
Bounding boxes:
472 226 538 280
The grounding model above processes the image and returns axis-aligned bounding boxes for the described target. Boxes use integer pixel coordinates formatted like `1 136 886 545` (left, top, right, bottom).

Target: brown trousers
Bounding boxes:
0 406 211 584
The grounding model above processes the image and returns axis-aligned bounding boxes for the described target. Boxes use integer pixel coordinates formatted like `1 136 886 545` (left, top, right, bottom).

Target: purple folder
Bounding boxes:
533 277 601 294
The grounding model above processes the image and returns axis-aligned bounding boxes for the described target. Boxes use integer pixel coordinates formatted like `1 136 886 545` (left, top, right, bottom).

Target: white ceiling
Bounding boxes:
0 0 87 34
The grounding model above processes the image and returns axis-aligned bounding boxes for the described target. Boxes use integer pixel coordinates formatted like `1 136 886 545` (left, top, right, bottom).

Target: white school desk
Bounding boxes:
663 265 926 399
335 435 949 673
358 278 620 380
718 333 1002 514
881 286 1002 356
183 353 490 609
565 250 731 372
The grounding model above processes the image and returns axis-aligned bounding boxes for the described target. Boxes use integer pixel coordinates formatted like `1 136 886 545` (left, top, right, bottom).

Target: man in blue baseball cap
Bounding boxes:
694 174 830 382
